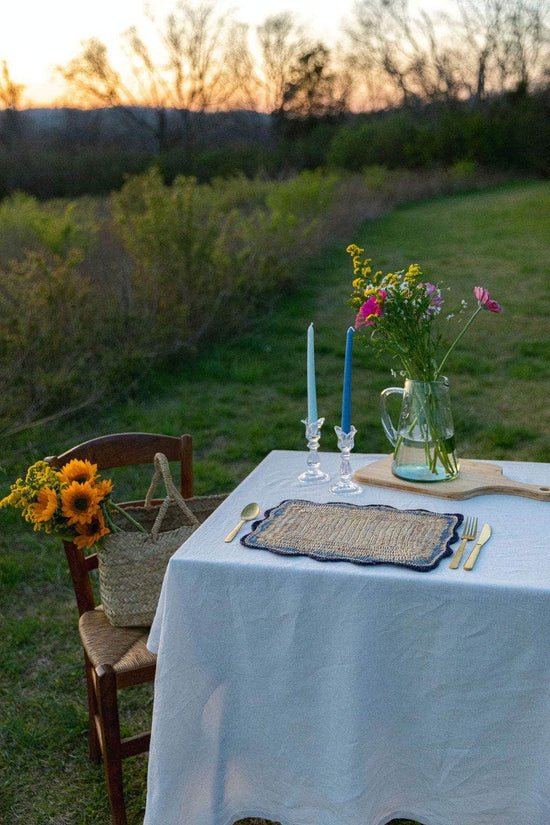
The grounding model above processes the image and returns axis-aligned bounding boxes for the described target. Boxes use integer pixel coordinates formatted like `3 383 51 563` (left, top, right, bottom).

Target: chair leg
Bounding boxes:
95 664 127 825
84 653 102 763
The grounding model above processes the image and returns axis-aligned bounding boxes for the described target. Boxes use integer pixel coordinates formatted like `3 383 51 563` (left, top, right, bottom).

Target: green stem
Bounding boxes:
395 382 458 477
109 500 147 533
435 305 482 379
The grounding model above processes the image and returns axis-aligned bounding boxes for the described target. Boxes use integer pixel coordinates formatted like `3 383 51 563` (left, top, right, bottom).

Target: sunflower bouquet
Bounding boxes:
0 459 143 551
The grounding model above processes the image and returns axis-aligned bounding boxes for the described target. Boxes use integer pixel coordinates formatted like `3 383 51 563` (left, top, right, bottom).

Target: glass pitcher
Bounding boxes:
380 377 459 482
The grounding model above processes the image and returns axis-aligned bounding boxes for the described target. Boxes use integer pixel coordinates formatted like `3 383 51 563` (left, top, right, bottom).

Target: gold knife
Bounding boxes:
463 523 491 570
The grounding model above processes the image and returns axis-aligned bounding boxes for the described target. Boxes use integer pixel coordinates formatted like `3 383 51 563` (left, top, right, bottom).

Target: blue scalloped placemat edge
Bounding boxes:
241 499 463 572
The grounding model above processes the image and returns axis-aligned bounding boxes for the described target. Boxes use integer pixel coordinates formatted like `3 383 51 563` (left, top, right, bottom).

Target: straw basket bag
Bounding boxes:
97 452 226 627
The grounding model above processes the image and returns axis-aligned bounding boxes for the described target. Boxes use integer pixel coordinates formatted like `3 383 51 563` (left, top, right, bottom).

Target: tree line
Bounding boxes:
0 0 548 199
3 0 549 122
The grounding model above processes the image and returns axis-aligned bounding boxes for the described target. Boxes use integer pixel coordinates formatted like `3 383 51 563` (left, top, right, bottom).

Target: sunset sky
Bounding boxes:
1 0 361 107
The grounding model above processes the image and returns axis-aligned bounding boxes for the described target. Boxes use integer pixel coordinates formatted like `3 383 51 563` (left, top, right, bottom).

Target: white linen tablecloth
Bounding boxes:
144 451 550 825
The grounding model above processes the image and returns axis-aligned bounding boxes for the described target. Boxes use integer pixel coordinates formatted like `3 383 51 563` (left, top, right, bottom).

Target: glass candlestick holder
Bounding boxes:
331 425 362 494
298 417 330 484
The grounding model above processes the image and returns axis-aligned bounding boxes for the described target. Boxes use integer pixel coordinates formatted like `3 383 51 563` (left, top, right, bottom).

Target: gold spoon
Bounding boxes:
224 502 260 542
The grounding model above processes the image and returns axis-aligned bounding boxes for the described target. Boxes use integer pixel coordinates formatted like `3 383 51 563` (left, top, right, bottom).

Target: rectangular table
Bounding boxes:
144 451 550 825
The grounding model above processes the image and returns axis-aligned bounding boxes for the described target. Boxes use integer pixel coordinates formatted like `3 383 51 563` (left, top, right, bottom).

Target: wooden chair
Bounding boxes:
46 433 195 825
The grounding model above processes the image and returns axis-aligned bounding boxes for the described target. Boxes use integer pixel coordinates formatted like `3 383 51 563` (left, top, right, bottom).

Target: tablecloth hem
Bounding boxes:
218 806 439 825
220 807 291 825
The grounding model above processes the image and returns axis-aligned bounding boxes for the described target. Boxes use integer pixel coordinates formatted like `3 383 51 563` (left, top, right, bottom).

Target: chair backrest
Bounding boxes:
46 432 193 616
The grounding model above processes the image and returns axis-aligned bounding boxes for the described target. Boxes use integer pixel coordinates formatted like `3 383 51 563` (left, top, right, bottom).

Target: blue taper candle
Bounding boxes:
307 323 318 423
341 326 354 433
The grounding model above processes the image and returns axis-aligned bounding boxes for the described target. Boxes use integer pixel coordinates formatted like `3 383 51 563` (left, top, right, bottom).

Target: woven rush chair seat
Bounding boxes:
79 607 156 674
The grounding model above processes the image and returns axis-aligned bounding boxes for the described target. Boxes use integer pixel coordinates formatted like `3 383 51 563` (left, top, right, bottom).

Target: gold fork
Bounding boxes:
449 516 478 569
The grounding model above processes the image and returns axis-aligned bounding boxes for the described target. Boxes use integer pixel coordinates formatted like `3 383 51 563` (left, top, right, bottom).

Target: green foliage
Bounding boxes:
0 252 113 430
0 146 154 199
448 160 477 182
0 92 548 202
0 169 342 435
111 168 327 358
328 94 550 174
0 192 96 260
265 168 339 221
362 165 390 192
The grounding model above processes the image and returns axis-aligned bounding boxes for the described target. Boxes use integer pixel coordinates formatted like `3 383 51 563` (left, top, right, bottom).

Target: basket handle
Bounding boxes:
145 452 200 540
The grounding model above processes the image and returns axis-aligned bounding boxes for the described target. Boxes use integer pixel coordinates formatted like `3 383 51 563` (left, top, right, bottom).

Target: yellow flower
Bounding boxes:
0 485 24 510
26 461 61 490
74 510 110 551
29 488 58 524
404 263 422 285
94 478 113 502
61 481 101 526
57 459 97 486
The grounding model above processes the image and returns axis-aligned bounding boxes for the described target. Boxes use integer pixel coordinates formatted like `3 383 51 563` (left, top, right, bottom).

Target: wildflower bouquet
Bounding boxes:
347 244 502 480
347 244 502 381
0 459 143 551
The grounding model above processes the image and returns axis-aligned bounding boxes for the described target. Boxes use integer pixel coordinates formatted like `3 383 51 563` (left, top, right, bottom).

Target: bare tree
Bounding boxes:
57 1 256 150
453 0 549 97
57 37 168 150
346 0 425 106
256 12 308 113
346 0 549 107
0 60 24 110
281 43 350 120
159 2 253 110
0 61 25 150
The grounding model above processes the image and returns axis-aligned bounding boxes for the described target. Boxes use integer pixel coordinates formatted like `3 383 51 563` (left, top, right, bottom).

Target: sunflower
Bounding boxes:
61 481 102 526
74 510 110 551
29 487 58 523
94 477 113 502
57 459 98 486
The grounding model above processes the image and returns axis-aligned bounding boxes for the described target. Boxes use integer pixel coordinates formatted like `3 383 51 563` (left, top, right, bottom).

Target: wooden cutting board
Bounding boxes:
354 455 550 501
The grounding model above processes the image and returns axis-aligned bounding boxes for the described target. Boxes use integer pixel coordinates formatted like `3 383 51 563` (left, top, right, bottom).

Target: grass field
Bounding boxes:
1 180 549 825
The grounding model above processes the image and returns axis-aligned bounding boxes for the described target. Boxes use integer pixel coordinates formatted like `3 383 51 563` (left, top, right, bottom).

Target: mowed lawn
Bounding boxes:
1 180 548 825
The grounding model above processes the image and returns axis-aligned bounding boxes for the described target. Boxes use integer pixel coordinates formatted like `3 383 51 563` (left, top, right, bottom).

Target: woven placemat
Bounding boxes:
241 500 463 571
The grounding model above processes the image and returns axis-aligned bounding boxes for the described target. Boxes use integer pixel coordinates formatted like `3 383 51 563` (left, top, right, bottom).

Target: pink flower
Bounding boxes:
474 286 502 313
421 282 444 315
355 291 385 329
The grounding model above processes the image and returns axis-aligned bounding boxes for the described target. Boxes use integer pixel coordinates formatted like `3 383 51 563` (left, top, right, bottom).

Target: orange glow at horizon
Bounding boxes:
1 0 358 109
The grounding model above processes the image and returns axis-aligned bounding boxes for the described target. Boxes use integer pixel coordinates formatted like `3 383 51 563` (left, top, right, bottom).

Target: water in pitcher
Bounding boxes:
380 378 460 483
392 436 459 482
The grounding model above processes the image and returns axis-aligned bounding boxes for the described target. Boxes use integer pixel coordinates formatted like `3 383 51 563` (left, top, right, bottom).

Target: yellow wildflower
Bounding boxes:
404 263 422 285
25 461 60 491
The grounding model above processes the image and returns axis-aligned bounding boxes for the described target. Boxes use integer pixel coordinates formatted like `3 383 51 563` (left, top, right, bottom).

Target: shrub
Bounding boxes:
0 192 96 262
111 169 330 356
0 252 110 432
